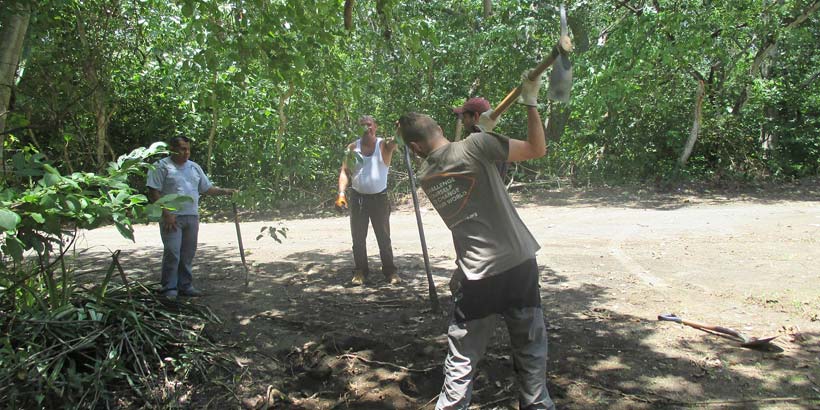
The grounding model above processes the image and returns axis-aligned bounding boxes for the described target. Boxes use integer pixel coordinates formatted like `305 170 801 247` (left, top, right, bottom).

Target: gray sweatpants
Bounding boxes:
435 306 555 410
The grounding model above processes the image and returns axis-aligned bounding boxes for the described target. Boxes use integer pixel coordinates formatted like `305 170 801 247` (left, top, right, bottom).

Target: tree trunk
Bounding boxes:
545 103 571 143
733 0 820 114
679 79 705 166
344 0 354 31
276 82 295 158
206 72 219 172
0 2 31 176
76 11 111 170
483 0 492 18
454 114 463 141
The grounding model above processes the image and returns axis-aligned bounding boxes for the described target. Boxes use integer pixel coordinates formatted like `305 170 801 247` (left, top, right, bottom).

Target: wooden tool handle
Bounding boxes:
682 320 745 340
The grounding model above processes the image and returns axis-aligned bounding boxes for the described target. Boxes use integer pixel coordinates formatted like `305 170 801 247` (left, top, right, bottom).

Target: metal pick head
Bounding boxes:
548 3 573 103
548 52 573 103
560 3 568 37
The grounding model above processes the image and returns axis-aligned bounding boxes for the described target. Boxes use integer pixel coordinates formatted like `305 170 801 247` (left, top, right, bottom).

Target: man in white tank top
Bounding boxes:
336 115 400 285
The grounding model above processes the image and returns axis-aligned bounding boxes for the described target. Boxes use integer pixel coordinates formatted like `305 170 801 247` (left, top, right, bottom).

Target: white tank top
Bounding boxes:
351 138 389 194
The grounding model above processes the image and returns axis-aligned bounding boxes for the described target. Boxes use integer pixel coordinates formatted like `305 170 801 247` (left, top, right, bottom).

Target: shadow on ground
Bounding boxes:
87 244 820 410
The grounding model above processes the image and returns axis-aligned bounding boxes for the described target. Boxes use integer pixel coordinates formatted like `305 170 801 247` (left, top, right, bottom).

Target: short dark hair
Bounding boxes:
169 136 190 148
398 113 439 144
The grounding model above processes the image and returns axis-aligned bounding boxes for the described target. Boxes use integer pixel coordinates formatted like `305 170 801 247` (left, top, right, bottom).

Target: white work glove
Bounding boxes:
517 69 542 107
477 109 497 133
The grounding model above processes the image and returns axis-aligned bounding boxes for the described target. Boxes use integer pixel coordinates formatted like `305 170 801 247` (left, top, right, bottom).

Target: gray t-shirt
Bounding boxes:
146 157 213 215
417 132 540 280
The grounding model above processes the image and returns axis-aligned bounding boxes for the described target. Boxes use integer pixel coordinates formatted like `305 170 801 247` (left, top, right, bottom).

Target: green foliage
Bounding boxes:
0 143 186 263
0 143 232 407
257 223 288 243
7 0 820 205
0 281 227 409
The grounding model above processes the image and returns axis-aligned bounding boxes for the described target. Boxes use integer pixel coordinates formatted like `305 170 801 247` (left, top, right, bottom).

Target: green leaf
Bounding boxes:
30 213 45 224
42 163 61 176
156 194 193 209
3 236 25 261
181 2 194 18
43 173 61 186
145 204 163 221
0 209 22 231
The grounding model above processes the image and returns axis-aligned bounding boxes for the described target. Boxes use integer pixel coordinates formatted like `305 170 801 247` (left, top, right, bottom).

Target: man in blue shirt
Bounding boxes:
147 137 237 298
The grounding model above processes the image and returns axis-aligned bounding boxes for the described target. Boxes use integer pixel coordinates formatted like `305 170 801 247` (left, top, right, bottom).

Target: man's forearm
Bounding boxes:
148 188 161 203
206 186 235 196
526 106 546 158
338 171 349 194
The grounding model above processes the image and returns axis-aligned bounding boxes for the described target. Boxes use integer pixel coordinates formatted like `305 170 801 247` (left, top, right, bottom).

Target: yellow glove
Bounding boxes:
335 193 348 209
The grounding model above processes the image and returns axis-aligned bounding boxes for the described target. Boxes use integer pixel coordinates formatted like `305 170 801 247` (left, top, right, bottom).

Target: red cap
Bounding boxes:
453 97 491 115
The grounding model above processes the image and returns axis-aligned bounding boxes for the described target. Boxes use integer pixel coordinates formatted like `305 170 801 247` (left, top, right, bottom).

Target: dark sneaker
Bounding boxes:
351 271 366 285
179 288 204 297
161 289 178 300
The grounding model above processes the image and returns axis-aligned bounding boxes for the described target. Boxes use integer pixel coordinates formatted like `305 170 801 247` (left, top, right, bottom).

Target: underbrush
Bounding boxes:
0 255 235 409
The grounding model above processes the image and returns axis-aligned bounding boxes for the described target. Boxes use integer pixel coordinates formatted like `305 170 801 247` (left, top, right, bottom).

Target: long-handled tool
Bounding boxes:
403 146 440 311
232 202 250 287
658 313 778 348
490 3 573 120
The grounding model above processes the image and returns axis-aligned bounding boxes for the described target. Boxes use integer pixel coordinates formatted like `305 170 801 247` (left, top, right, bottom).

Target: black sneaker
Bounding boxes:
179 288 204 297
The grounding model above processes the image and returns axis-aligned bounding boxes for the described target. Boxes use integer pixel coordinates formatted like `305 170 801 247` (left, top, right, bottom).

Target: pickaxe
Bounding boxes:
658 313 779 349
490 3 573 120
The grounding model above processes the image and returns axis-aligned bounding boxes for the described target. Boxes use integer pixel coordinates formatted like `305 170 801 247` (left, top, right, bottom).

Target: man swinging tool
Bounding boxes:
397 71 555 410
335 115 401 286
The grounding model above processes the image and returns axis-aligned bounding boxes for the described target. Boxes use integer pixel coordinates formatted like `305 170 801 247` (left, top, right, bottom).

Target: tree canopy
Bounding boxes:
2 0 819 209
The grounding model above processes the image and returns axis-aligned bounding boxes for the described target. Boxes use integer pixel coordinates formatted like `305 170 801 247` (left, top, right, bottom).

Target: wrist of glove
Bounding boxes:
517 69 542 107
477 109 497 133
335 193 348 209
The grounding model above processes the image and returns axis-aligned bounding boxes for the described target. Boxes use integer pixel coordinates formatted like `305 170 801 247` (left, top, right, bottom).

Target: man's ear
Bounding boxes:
408 141 422 157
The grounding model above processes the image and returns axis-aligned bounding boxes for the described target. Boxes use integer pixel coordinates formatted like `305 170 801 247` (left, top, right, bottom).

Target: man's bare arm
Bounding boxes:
338 142 355 193
204 186 237 196
381 138 399 166
507 106 546 162
148 187 161 203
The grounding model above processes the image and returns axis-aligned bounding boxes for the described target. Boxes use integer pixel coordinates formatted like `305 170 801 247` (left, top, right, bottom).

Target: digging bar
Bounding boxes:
403 145 440 311
232 202 250 288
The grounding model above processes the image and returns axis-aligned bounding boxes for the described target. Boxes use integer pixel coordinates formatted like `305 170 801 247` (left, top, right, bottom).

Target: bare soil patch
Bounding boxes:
81 183 820 409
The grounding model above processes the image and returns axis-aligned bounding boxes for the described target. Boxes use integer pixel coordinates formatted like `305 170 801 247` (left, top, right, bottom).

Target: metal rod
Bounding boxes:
403 146 439 311
232 202 250 287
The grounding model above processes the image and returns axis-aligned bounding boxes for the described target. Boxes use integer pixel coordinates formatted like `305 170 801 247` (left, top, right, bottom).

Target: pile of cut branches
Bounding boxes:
0 279 232 409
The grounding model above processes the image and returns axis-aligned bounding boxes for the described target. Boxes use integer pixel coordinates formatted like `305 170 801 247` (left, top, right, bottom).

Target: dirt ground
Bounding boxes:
79 183 820 409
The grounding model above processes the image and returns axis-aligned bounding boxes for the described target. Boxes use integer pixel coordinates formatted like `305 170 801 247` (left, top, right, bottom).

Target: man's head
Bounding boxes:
169 136 191 165
397 112 446 158
453 97 491 131
358 115 377 139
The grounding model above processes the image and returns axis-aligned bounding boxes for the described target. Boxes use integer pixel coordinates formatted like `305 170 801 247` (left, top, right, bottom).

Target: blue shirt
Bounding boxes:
146 157 213 215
